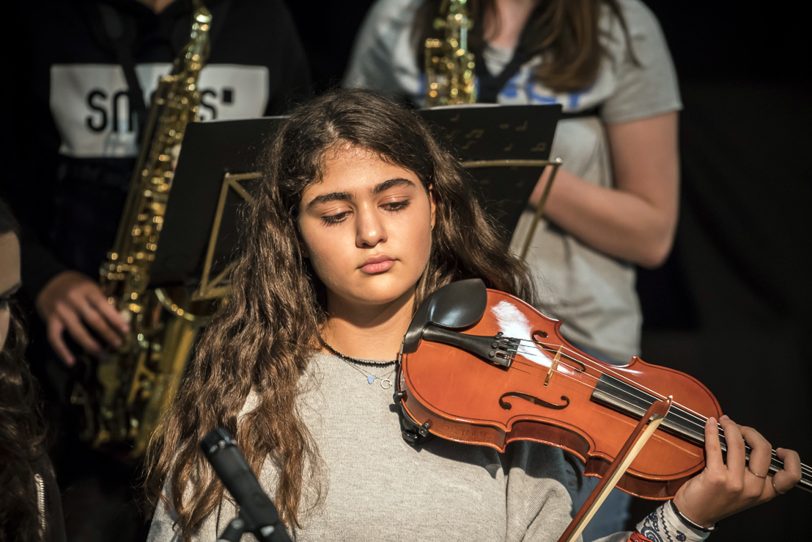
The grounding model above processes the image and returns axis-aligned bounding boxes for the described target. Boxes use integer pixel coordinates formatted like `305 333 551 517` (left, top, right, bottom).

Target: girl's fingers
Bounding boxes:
719 415 745 475
771 448 802 496
740 425 771 481
704 416 724 472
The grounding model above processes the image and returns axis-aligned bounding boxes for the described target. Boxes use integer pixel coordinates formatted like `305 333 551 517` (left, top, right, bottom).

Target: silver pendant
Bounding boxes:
380 378 392 390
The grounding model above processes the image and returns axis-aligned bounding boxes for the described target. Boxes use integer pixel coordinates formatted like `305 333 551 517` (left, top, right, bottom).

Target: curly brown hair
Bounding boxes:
0 199 47 541
145 88 536 538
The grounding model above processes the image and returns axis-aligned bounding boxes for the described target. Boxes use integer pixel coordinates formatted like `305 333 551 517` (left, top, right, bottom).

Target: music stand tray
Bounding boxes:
418 103 561 243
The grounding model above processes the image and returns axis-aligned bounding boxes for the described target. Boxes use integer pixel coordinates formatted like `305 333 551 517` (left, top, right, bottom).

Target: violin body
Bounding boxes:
397 280 723 500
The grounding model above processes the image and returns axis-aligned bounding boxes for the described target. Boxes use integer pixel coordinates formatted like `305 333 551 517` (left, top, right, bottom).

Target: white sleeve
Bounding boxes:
601 0 682 123
342 0 422 96
146 498 181 542
146 487 236 541
502 442 577 542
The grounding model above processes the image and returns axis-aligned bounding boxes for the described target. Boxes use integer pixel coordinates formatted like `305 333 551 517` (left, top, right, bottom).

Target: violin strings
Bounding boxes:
517 338 691 409
525 342 810 476
510 342 723 444
508 342 716 440
524 343 811 478
507 350 810 479
515 338 720 427
505 340 811 478
429 342 810 482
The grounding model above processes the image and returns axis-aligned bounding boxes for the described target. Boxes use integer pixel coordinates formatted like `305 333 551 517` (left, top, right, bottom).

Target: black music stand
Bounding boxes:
150 117 283 297
417 103 562 246
150 104 561 294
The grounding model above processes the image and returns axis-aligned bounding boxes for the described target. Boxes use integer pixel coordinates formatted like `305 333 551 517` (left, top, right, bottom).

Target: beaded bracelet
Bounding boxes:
669 500 716 533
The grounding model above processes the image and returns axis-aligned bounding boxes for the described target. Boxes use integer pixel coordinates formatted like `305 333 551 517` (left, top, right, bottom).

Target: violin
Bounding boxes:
395 279 811 500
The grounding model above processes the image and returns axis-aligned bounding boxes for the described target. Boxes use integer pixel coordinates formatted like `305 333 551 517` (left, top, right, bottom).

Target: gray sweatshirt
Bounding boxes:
148 352 709 541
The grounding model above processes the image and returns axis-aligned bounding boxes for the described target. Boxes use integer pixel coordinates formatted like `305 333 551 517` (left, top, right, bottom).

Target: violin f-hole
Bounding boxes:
499 391 570 411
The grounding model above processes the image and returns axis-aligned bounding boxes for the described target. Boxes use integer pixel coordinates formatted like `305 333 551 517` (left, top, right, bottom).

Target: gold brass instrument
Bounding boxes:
425 0 477 106
70 1 214 459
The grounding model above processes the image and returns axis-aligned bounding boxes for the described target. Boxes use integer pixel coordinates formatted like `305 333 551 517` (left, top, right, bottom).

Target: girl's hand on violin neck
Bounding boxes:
673 415 802 528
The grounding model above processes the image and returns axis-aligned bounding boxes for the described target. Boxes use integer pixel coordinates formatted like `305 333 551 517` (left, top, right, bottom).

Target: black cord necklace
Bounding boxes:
319 337 398 389
318 337 398 368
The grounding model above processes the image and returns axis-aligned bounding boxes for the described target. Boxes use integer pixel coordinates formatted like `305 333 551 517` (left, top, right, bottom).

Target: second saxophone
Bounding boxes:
424 0 477 106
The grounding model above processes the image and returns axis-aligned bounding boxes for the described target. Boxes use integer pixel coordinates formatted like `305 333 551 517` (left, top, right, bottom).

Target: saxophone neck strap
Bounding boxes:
90 2 233 139
94 3 148 137
473 44 602 120
474 46 527 104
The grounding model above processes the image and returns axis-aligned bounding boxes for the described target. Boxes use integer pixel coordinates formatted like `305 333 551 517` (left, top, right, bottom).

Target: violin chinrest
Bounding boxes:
403 278 487 352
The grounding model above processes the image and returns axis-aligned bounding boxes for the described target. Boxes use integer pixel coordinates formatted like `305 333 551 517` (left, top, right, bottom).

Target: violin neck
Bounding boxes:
591 374 811 494
719 439 812 495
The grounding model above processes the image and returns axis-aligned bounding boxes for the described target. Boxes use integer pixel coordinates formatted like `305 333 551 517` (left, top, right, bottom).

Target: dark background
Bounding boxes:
283 1 811 539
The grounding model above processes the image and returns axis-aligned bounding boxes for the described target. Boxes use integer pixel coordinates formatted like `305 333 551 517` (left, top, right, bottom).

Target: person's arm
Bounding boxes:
527 0 681 269
531 111 679 269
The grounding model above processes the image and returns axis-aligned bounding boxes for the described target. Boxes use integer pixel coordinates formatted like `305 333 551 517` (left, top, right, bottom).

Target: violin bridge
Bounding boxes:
544 346 563 386
488 333 520 368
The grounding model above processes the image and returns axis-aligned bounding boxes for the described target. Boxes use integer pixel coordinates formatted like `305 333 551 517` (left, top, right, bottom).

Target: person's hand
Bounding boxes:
672 415 801 528
35 270 129 366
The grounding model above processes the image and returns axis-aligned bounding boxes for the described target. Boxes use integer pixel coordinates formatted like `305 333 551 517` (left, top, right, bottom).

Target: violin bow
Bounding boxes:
558 396 674 542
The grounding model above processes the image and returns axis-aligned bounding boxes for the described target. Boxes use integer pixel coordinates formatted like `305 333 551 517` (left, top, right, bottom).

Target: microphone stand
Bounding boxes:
217 513 290 542
202 427 293 542
217 516 248 542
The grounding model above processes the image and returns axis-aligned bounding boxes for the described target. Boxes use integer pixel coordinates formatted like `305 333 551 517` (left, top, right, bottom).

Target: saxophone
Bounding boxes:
424 0 477 106
70 1 213 459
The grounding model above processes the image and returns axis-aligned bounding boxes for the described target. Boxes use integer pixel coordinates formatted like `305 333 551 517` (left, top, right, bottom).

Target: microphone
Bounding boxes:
201 427 292 542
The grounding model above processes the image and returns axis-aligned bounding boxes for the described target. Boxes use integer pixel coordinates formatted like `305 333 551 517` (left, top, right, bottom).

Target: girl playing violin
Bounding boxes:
146 88 801 541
